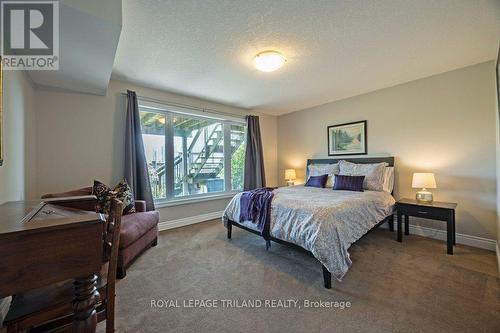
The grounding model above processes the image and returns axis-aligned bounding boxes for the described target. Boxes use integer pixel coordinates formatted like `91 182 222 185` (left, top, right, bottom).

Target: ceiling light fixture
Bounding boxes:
253 51 286 72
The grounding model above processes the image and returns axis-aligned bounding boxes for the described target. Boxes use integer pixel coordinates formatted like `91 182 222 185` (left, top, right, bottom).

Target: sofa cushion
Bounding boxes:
119 211 159 249
119 226 158 268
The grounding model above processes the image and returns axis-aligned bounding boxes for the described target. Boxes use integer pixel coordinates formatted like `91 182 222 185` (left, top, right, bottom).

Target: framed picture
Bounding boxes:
0 56 3 166
327 120 367 156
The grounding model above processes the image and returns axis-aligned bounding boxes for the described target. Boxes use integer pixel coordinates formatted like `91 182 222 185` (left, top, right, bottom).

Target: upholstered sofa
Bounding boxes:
41 187 159 278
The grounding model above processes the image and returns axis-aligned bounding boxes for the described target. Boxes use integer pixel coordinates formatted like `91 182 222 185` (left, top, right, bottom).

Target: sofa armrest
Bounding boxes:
135 200 147 212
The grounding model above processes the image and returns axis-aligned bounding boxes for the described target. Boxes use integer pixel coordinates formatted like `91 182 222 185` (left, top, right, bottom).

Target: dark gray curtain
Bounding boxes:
244 115 266 190
124 90 155 211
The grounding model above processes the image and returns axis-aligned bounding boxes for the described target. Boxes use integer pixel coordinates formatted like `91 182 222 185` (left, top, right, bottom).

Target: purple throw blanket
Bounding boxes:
239 188 275 249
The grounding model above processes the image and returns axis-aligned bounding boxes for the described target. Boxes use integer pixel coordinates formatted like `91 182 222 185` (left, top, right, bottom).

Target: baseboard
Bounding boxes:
159 211 224 231
382 223 496 251
159 212 496 251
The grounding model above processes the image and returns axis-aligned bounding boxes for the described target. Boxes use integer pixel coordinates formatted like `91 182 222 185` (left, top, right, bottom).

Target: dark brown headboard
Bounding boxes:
306 157 395 194
306 157 394 178
307 157 394 166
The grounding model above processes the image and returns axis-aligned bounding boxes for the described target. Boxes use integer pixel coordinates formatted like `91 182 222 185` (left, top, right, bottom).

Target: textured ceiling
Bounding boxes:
113 0 500 115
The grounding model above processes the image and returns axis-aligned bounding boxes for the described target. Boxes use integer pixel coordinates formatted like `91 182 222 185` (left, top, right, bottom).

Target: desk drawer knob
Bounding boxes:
417 211 428 214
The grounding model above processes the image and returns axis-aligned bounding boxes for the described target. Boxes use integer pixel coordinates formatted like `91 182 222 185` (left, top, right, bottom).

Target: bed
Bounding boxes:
222 157 396 289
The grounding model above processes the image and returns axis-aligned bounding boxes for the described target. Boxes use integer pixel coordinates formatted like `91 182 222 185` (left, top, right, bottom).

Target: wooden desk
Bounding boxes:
0 200 104 333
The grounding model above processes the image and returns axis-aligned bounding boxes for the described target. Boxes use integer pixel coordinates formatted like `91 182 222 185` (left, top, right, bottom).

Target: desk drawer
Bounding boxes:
398 204 449 221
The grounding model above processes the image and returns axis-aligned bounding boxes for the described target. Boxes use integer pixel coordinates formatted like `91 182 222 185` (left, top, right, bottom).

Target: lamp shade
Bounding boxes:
412 173 437 189
284 169 296 180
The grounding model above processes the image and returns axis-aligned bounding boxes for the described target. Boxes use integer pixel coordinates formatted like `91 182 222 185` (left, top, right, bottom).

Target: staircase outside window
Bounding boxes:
139 106 246 202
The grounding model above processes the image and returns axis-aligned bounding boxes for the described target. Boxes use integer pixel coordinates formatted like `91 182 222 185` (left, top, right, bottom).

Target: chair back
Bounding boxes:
103 199 122 301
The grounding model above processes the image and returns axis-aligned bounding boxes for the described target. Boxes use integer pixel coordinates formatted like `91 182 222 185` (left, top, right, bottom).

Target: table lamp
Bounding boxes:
285 169 296 186
412 173 436 202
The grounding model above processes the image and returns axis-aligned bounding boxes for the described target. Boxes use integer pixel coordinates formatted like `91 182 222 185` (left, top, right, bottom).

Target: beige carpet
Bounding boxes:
102 220 499 333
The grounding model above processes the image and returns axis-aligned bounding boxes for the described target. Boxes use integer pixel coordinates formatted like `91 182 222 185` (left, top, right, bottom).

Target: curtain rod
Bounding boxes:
120 92 247 120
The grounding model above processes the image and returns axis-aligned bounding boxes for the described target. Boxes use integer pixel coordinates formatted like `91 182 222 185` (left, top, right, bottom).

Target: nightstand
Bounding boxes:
396 198 457 254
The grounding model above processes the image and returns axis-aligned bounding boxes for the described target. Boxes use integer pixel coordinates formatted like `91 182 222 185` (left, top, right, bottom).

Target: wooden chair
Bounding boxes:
3 198 123 333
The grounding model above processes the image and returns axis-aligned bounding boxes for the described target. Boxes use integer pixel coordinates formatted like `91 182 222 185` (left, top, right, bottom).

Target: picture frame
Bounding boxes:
327 120 367 156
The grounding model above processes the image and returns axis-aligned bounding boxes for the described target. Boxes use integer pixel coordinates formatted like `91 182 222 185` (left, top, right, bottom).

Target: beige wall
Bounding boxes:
496 88 500 266
278 61 497 240
8 62 497 241
34 79 278 223
0 71 36 204
495 54 500 265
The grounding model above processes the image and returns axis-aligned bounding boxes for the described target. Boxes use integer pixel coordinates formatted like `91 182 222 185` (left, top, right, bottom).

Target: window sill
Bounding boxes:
154 191 240 208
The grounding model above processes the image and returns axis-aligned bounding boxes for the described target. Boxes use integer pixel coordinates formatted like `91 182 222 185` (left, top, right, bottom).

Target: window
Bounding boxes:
140 105 246 202
230 124 245 190
140 111 166 199
173 115 225 197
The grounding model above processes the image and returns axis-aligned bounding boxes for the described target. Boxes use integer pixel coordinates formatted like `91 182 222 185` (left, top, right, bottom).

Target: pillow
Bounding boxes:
93 180 115 214
383 167 395 193
308 163 340 188
305 174 329 188
333 175 365 192
114 178 137 215
92 178 136 215
338 161 388 191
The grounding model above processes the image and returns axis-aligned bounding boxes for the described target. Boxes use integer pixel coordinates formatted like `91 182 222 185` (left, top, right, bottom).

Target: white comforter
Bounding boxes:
222 186 395 280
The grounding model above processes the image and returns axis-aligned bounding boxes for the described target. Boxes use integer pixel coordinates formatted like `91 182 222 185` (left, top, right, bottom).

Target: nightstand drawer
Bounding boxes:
397 203 449 220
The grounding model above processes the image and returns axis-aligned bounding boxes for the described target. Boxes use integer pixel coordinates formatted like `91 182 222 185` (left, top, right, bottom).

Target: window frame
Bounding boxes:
139 102 246 205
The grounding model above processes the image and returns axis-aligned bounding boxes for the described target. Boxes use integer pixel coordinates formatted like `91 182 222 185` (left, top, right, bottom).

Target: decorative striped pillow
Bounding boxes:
333 175 365 192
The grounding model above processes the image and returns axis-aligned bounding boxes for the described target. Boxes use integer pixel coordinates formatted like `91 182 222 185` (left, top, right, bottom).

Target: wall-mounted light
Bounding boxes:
253 51 286 72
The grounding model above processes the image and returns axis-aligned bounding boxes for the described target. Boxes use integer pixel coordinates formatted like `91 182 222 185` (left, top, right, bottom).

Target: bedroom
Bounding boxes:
0 0 499 332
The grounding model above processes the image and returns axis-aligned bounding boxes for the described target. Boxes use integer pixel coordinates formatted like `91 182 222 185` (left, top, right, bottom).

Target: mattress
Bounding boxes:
223 185 395 280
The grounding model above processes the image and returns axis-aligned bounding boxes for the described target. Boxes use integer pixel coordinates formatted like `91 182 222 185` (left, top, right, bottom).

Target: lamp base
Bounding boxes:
287 180 295 186
416 190 433 202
